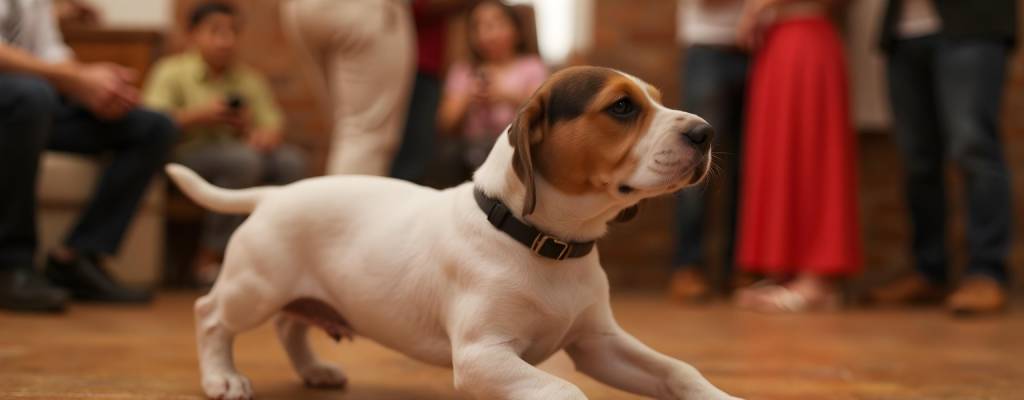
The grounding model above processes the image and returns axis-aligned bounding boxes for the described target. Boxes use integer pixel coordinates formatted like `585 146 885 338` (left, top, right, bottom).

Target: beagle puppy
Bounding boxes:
167 66 739 400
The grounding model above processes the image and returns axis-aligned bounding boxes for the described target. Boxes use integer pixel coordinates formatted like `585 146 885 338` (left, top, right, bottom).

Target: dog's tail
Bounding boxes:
165 164 272 214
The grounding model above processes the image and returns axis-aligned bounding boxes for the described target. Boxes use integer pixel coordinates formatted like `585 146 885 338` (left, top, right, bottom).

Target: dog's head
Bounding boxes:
506 66 713 219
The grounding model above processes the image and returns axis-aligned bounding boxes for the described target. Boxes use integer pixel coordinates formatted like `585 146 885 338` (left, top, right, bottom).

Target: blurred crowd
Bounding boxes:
0 0 1017 317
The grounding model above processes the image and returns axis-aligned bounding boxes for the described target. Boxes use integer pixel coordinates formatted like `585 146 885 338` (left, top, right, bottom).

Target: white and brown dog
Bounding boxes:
167 66 739 400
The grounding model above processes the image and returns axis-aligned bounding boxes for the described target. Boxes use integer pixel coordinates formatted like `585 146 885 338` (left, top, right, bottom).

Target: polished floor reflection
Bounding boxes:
1 292 1021 399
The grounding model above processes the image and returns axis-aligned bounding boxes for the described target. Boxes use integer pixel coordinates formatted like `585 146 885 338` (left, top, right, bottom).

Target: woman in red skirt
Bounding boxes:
734 0 861 312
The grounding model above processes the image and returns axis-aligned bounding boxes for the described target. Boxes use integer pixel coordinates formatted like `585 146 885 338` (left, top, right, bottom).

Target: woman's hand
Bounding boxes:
737 0 770 50
737 0 778 50
471 69 524 107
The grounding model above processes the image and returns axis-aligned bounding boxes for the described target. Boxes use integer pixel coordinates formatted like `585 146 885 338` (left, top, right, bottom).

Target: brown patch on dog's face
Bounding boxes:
508 66 710 216
535 68 657 194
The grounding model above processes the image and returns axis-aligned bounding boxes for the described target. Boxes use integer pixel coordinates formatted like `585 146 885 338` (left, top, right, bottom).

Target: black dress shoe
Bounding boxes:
44 254 153 303
0 267 69 313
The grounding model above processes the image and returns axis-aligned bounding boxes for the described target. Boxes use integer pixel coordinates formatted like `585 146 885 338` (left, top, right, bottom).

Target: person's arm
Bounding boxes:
0 42 77 83
438 90 473 136
243 71 286 152
2 2 137 120
437 63 477 136
0 43 137 119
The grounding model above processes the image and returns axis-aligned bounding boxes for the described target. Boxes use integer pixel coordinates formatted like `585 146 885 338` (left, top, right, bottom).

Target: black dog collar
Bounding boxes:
474 188 595 261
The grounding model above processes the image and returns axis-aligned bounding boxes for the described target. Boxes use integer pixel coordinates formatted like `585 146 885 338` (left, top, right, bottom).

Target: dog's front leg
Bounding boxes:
452 341 587 400
566 305 740 400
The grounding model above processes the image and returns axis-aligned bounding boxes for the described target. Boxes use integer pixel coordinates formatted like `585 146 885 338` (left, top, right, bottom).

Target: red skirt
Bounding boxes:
736 17 862 277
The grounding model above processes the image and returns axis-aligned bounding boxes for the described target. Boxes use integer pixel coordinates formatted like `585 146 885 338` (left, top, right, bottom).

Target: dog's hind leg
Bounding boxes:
194 258 286 400
195 293 253 400
275 313 349 388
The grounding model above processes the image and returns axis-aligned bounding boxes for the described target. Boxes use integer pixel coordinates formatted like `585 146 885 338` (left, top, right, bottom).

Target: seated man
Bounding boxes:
0 0 177 312
143 2 307 285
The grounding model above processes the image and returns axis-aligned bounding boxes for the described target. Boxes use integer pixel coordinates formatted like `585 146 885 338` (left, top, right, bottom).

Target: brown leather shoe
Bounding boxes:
947 276 1008 316
865 274 947 306
669 268 711 303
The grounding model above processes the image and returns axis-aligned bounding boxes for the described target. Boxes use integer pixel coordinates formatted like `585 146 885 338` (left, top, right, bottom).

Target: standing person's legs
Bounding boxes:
933 39 1012 314
0 74 69 312
391 72 443 183
933 39 1012 284
283 0 415 176
670 46 748 300
885 37 951 287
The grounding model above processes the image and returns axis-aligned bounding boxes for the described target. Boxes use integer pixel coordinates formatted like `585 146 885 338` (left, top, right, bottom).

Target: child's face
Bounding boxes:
191 13 240 71
470 3 519 63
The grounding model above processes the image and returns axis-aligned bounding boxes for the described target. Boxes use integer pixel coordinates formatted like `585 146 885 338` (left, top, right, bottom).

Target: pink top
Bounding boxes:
445 56 548 139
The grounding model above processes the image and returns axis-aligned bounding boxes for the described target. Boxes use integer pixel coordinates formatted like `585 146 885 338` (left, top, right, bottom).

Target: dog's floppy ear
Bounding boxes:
612 204 640 223
508 91 547 216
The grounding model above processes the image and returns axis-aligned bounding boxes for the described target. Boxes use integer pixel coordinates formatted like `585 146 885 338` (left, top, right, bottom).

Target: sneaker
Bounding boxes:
45 253 152 303
947 276 1008 316
0 267 69 313
865 273 946 306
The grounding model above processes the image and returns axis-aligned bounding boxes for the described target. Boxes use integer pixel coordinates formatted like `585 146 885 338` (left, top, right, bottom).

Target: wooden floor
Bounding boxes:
1 292 1022 400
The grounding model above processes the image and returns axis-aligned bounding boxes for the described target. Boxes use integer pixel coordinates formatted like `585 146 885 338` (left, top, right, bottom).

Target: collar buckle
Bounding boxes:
531 235 571 261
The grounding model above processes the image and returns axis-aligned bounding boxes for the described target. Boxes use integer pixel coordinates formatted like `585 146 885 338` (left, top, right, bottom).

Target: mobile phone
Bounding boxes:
227 93 245 112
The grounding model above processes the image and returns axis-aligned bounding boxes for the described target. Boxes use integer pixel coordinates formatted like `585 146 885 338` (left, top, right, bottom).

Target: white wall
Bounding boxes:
90 0 172 28
507 0 593 65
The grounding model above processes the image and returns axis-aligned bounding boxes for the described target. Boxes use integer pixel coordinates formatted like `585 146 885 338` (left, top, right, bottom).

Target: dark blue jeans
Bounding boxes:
673 46 748 279
0 74 177 268
390 72 442 183
886 36 1013 285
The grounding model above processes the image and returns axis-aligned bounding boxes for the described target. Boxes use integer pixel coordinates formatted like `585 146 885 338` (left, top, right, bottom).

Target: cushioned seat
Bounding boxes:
36 152 165 286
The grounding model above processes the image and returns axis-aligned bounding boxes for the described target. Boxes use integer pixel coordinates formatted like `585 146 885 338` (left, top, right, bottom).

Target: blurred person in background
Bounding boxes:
868 0 1016 315
390 0 476 184
669 0 748 304
143 1 307 286
733 0 861 312
437 0 546 177
282 0 414 176
0 0 176 312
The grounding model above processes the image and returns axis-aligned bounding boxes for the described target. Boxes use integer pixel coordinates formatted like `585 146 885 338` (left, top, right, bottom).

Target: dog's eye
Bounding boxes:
607 98 636 118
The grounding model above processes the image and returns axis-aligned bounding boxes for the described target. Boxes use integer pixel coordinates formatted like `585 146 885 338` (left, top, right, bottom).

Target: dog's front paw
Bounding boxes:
665 368 742 400
300 362 348 389
202 372 253 400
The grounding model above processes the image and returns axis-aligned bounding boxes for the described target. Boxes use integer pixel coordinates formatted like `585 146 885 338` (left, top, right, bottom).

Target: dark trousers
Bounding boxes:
390 72 442 183
673 46 748 279
0 74 177 268
886 36 1013 285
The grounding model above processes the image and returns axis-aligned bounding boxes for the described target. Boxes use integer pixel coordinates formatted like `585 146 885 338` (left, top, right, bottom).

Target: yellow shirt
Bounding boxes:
142 51 283 154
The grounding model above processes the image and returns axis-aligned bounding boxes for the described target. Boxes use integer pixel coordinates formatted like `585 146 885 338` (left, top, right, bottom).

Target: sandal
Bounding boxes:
735 281 841 313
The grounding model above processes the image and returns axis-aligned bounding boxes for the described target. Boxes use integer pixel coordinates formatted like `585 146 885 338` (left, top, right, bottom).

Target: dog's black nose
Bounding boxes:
682 123 714 148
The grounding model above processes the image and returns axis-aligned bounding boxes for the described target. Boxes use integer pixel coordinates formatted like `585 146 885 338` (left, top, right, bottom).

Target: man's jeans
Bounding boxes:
887 36 1013 285
673 46 748 279
0 74 177 268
